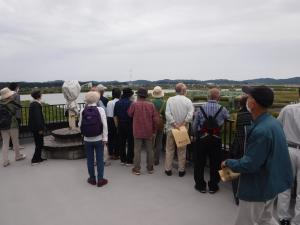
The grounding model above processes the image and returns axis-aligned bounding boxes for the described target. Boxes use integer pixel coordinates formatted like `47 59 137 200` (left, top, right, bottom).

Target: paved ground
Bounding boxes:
0 141 239 225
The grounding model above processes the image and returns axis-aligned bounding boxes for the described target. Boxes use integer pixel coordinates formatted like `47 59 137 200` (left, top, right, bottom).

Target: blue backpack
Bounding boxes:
80 106 103 137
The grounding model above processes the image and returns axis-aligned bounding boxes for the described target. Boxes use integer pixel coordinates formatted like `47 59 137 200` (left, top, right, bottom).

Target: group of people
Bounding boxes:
1 82 300 225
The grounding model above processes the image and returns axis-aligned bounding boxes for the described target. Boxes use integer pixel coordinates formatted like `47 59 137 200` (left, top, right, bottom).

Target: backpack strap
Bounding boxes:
213 106 223 120
199 106 208 120
159 101 166 114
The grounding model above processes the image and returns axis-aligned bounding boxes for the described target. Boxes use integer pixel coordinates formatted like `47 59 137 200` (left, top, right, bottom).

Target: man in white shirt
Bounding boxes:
164 83 194 177
277 99 300 225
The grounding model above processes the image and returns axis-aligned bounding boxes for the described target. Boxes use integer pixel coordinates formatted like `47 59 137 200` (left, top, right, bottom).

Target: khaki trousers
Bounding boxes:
235 198 279 225
1 128 21 164
133 138 154 171
164 131 186 172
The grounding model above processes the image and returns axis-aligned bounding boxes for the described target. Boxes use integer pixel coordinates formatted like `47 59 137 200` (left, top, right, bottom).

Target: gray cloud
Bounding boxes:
0 0 300 81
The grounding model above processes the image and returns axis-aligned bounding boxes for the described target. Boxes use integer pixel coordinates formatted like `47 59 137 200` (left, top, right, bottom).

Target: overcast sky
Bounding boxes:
0 0 300 82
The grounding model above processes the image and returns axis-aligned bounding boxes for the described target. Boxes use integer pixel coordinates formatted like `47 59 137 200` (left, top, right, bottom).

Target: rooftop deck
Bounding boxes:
1 140 239 225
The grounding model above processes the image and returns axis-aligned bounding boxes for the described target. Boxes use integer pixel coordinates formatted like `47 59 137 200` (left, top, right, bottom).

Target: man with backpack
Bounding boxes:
193 88 229 194
78 91 108 187
0 87 26 167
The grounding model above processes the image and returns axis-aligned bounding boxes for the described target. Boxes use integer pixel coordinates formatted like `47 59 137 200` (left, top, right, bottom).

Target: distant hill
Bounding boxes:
0 77 299 89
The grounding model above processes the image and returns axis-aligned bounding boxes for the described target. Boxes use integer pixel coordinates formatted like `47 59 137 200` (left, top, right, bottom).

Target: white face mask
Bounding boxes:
246 101 251 113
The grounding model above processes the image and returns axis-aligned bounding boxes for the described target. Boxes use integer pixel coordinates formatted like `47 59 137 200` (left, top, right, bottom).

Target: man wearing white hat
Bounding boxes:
0 87 26 167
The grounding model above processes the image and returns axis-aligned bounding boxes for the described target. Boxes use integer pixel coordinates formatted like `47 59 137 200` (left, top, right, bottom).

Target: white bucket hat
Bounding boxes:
85 91 100 104
0 87 15 100
152 86 164 98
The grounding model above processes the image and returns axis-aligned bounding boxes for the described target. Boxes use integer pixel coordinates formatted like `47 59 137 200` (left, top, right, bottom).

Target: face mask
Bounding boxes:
246 101 252 113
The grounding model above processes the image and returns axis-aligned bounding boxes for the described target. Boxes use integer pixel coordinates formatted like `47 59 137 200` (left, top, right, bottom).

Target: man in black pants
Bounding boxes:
28 89 46 165
113 88 134 166
192 88 229 194
106 88 121 159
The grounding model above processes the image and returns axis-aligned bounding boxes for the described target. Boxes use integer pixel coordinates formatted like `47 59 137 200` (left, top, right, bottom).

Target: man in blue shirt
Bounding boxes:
222 86 293 225
114 87 134 166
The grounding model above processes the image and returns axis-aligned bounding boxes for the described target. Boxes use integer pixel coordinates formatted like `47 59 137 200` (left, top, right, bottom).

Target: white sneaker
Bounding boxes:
16 154 26 161
104 161 111 167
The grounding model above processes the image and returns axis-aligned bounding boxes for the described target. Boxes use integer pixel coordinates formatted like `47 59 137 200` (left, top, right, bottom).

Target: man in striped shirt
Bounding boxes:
193 88 229 194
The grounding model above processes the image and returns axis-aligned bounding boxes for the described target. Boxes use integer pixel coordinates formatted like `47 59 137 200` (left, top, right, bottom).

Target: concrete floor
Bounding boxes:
0 141 240 225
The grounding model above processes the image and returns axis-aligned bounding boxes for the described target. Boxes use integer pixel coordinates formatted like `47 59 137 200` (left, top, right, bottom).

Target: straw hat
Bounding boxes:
85 91 100 104
0 87 15 100
152 86 164 98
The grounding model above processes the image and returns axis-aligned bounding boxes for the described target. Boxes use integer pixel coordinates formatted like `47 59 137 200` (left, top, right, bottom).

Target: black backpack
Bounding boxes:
80 106 103 137
0 104 13 130
199 106 223 136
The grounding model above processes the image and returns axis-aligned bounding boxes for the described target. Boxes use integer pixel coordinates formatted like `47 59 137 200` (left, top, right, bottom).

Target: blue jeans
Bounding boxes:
84 141 104 180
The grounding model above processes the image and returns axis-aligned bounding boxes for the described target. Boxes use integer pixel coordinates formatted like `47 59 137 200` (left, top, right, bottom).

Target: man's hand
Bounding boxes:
102 141 108 145
221 161 227 169
38 130 43 135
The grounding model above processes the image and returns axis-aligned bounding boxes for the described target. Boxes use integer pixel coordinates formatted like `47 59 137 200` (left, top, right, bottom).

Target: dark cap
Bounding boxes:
136 87 148 98
242 85 274 108
122 87 134 98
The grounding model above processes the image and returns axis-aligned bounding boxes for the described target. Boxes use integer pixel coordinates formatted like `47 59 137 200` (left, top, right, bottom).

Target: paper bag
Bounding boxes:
219 167 240 182
171 126 191 148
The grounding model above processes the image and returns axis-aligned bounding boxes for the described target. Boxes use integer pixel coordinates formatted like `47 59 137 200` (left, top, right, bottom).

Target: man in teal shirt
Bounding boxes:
222 86 293 225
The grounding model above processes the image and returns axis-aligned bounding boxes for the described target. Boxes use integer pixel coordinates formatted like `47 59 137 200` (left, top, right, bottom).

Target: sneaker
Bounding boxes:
120 162 126 166
147 166 154 174
87 178 96 185
132 168 141 175
195 185 206 193
104 161 111 167
179 171 186 177
165 170 172 176
16 154 26 161
97 178 108 187
209 187 219 194
3 161 10 167
31 161 41 166
31 158 46 166
280 219 290 225
126 163 133 167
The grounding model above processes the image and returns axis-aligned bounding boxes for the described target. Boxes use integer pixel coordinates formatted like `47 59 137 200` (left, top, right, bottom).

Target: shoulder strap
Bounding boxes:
199 106 208 120
159 101 166 114
213 106 223 120
10 101 21 108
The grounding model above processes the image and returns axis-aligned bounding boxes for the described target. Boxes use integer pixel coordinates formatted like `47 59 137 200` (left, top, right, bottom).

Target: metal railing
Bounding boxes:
18 103 235 155
19 103 85 138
